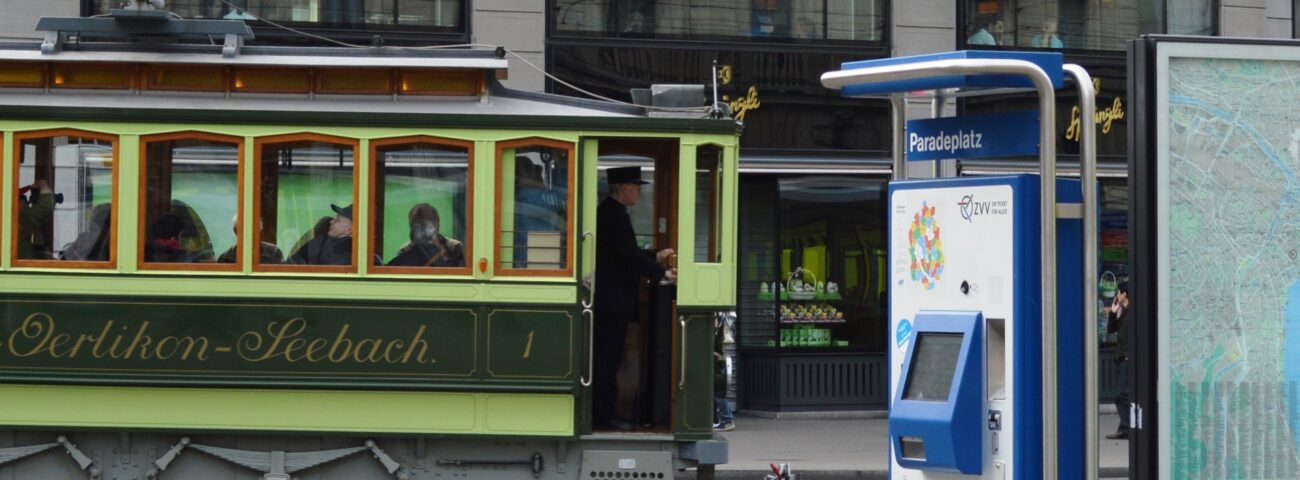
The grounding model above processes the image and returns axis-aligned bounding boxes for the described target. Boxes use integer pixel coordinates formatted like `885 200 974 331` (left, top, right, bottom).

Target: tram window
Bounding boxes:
254 134 358 272
695 146 723 263
12 130 117 267
140 133 242 269
496 139 574 275
370 137 472 273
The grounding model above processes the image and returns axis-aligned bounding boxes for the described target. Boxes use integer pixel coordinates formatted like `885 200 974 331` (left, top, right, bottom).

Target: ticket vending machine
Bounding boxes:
888 175 1083 480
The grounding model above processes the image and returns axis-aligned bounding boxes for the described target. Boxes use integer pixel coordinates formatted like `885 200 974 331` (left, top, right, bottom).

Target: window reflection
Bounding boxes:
554 0 885 42
695 146 723 263
498 141 572 273
963 0 1213 51
142 134 241 268
372 138 470 272
93 0 463 30
14 131 115 266
256 136 357 271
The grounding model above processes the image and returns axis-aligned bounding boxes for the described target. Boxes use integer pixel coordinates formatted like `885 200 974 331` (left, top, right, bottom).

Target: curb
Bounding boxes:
680 467 1129 479
737 405 1118 420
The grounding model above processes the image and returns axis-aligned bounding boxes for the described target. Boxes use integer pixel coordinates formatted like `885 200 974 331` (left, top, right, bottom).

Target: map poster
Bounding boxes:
1143 38 1300 479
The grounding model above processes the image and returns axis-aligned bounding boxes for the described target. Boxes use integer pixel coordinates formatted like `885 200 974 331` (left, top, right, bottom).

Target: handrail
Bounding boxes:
679 315 689 389
580 231 595 387
580 308 593 387
1064 63 1099 480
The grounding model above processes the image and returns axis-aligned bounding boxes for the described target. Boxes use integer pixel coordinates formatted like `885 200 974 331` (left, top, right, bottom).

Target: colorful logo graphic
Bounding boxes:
908 202 944 289
896 318 913 348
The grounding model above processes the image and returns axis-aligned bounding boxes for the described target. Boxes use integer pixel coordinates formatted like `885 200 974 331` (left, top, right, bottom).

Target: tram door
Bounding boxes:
592 138 679 431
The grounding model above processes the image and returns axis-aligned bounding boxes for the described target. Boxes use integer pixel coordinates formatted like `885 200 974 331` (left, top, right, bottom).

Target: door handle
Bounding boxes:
580 308 593 387
581 231 594 310
679 315 689 389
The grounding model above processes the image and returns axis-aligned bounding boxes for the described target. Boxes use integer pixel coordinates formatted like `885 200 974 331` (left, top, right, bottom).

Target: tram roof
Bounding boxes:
0 41 511 70
0 41 739 133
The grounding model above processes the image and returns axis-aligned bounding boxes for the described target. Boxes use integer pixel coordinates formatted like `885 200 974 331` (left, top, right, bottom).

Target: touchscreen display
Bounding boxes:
903 333 964 402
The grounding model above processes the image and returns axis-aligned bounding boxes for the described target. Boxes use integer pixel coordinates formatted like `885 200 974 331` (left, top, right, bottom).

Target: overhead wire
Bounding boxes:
213 0 716 114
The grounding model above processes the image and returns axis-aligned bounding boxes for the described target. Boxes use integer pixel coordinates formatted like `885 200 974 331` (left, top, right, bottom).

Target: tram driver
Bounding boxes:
593 166 675 430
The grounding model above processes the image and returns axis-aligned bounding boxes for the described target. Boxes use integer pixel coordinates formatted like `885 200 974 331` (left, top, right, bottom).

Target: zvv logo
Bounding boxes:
958 194 976 222
957 194 1006 222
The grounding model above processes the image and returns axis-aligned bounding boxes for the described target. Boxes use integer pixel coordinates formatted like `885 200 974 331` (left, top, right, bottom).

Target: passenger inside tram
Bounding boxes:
144 214 187 263
288 205 353 265
217 216 285 264
386 203 465 267
16 179 54 259
60 203 111 261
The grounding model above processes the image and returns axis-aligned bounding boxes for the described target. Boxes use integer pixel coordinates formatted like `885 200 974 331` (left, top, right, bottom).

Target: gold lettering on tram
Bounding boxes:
5 313 440 366
8 313 212 361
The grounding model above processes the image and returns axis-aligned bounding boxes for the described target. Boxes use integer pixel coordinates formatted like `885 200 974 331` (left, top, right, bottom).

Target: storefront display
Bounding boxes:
737 174 890 411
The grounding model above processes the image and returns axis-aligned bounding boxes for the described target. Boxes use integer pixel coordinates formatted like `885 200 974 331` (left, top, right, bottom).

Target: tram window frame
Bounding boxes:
138 131 245 272
695 144 724 264
368 135 474 276
494 138 576 278
10 128 120 269
253 133 361 274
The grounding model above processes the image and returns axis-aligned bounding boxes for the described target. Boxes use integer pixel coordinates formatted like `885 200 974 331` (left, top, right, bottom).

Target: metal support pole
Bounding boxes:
821 58 1059 479
1037 74 1059 480
891 95 907 180
1064 63 1099 480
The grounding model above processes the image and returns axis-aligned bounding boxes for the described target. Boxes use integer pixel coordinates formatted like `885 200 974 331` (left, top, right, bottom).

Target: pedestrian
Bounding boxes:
714 311 736 431
1106 281 1131 440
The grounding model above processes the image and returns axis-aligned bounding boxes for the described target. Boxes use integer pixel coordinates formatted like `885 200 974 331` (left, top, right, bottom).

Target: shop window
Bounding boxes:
370 136 472 274
496 139 574 276
736 175 889 350
694 145 723 263
12 130 117 268
553 0 885 42
254 134 358 273
97 0 465 32
962 0 1211 51
140 133 243 270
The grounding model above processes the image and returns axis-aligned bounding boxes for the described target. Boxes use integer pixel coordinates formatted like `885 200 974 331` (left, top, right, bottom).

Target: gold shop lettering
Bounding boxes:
726 86 761 122
1065 78 1125 142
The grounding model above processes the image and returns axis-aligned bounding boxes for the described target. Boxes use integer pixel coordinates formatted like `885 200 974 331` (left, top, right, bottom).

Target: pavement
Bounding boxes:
680 410 1130 479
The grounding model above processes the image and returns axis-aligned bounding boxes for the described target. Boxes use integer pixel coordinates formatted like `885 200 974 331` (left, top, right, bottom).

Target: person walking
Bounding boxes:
1106 281 1131 440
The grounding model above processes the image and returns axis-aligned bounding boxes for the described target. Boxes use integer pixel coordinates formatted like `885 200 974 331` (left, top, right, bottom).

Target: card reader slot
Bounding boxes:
899 436 926 461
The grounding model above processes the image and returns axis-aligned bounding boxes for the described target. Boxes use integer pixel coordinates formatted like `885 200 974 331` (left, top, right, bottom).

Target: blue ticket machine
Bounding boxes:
888 175 1083 480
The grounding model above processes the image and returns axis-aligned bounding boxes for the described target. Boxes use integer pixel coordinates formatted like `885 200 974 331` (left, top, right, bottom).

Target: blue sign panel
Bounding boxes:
905 111 1039 161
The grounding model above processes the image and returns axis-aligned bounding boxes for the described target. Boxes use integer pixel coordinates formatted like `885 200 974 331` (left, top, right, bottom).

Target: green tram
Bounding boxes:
0 24 740 480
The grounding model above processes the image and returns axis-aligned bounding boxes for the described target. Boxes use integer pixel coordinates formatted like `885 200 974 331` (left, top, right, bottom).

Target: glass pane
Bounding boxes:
143 137 240 265
736 176 777 349
777 175 887 349
16 135 114 262
259 140 355 267
597 159 656 249
375 141 469 269
553 0 885 42
138 0 462 29
695 146 723 263
500 145 570 271
964 0 1165 51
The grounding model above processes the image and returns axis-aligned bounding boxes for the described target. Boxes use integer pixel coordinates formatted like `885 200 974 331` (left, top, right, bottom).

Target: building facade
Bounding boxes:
1 0 1295 412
